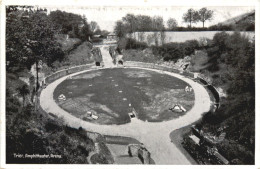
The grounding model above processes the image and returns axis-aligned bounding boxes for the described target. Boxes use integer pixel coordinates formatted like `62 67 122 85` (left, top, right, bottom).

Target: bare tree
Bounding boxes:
182 8 199 27
122 14 137 33
167 18 178 30
198 7 214 28
114 21 126 38
160 31 166 45
90 21 99 33
152 16 164 31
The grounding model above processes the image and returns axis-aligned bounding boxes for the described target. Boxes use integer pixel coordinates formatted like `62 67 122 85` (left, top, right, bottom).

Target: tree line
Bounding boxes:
114 14 167 37
183 8 214 28
114 7 214 37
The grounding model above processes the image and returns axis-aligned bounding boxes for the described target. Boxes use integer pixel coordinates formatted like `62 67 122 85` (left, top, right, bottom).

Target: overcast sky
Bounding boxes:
41 6 255 32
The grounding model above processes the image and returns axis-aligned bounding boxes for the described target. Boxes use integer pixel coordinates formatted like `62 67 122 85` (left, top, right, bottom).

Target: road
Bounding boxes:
40 47 211 164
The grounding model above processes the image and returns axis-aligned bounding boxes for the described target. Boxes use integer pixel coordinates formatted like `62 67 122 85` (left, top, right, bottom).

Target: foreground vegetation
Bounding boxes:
6 99 93 163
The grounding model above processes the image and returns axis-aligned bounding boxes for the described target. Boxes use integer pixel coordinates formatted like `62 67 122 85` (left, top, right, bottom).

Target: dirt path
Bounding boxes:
40 66 210 164
99 46 114 68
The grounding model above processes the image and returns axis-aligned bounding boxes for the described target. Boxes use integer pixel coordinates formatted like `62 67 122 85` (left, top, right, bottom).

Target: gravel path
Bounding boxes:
99 46 115 68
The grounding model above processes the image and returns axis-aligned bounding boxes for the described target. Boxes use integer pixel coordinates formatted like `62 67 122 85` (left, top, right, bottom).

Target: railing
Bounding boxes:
196 76 220 107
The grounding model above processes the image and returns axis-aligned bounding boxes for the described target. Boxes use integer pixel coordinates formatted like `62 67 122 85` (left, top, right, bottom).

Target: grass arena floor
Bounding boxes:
53 68 195 125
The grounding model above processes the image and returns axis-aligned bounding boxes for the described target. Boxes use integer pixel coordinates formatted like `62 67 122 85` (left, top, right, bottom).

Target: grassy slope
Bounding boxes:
122 48 161 63
42 40 94 75
217 11 255 26
214 10 255 31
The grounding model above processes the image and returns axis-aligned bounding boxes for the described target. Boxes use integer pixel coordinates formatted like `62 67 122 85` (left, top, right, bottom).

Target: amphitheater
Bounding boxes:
40 44 214 164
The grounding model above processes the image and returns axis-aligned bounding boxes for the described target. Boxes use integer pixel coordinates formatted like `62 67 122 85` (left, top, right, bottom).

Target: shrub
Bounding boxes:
183 40 200 55
125 38 148 50
90 153 109 164
91 38 103 43
151 39 200 62
212 31 230 51
45 119 62 132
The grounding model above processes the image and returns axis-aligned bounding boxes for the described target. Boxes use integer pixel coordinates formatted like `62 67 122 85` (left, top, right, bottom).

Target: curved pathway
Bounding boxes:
40 66 210 164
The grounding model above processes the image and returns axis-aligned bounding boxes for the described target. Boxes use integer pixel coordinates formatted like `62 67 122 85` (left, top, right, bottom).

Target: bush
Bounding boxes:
183 40 200 55
151 39 200 62
91 38 103 43
212 31 230 50
90 153 109 164
151 42 182 62
125 38 148 50
208 25 233 31
45 119 62 132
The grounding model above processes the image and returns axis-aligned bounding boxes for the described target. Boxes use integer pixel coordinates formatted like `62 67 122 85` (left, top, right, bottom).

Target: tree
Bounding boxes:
198 7 214 28
122 14 137 33
182 8 199 27
152 16 164 31
136 15 153 31
17 84 30 107
160 31 166 45
94 28 102 35
6 7 64 112
80 23 91 41
114 21 127 38
6 8 64 70
100 30 110 37
167 18 178 30
90 21 99 33
49 10 84 34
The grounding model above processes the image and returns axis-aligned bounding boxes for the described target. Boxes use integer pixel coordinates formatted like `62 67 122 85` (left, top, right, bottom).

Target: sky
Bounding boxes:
40 6 255 32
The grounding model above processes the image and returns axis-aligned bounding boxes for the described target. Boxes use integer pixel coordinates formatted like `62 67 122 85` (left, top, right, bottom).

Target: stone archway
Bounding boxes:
96 62 100 66
118 60 123 65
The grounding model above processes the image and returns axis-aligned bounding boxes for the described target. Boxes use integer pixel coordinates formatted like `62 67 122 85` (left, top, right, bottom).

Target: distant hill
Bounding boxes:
211 10 255 31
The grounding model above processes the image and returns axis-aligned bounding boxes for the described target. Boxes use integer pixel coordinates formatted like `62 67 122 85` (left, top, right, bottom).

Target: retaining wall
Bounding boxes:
43 63 95 84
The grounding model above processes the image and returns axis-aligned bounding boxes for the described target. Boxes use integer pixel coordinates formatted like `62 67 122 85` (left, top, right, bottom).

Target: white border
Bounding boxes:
1 0 259 169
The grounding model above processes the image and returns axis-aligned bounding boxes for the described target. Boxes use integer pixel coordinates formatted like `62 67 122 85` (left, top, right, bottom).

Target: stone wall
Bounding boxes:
43 63 94 85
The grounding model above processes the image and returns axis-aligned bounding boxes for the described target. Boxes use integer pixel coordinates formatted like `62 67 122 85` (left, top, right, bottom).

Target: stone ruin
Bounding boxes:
128 144 151 164
109 46 124 65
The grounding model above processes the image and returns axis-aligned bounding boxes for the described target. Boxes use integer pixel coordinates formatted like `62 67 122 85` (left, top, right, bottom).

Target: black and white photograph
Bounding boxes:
0 0 259 168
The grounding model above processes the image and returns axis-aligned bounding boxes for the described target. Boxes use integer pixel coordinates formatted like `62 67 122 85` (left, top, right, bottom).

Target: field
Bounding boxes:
131 31 255 46
53 68 195 125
